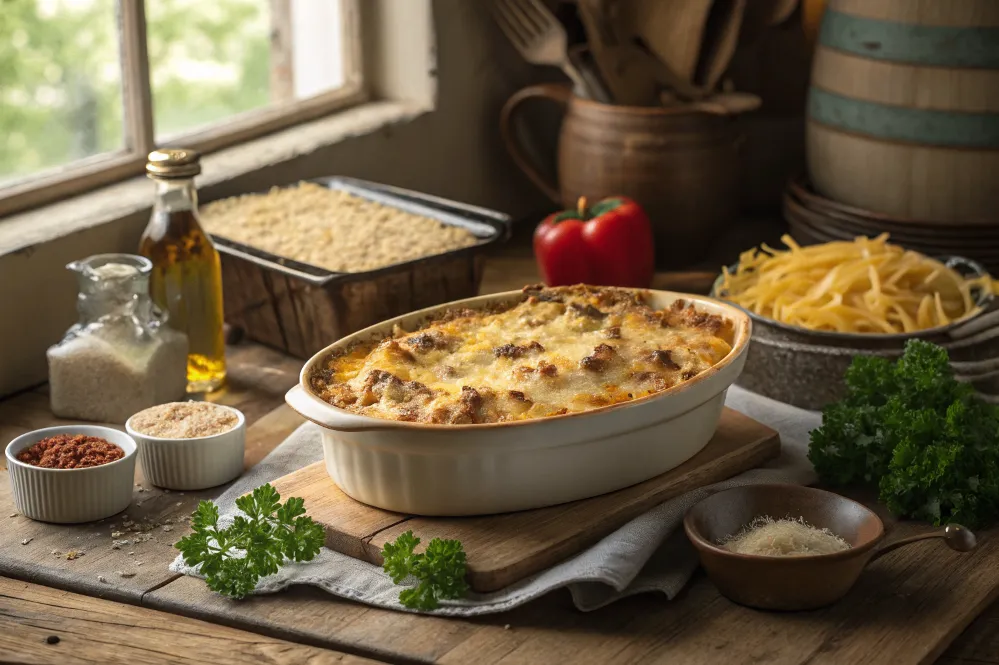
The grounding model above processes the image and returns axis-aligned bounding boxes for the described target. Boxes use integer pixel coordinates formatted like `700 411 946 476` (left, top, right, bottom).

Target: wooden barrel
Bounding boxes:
807 0 999 224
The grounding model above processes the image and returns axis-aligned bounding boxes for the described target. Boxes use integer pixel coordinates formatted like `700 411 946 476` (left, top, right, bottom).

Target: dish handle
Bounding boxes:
285 385 385 432
868 524 977 564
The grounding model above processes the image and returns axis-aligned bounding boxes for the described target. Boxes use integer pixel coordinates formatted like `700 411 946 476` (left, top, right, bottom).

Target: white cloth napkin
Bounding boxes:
170 385 819 615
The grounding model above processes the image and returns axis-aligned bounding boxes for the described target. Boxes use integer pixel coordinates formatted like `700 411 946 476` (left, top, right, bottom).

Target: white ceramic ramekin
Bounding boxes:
286 288 752 516
5 425 137 524
125 405 246 491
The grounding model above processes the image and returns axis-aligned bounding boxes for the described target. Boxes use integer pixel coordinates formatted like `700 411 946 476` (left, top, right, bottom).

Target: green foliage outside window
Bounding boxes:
0 0 269 182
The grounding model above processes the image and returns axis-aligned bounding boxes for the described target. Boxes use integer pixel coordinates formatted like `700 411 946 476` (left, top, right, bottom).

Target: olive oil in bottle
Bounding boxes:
140 148 227 393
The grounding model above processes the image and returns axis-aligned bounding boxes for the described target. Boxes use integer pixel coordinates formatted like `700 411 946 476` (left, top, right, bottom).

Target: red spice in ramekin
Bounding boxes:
16 434 125 469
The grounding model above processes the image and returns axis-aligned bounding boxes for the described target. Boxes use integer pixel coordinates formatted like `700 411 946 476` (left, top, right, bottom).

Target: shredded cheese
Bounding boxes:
719 516 851 557
718 233 997 334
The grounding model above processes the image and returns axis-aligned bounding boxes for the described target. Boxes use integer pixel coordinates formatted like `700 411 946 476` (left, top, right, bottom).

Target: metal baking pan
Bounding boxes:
209 176 510 284
206 176 511 358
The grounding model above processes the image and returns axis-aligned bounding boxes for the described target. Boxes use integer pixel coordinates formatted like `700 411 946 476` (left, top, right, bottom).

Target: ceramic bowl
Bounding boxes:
5 425 137 524
684 484 977 611
126 405 246 491
711 257 999 410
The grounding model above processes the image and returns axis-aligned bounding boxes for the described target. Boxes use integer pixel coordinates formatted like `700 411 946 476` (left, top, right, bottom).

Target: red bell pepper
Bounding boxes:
533 196 655 288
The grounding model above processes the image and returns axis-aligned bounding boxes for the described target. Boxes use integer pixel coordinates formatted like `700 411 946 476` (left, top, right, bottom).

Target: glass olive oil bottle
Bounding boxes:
140 149 227 393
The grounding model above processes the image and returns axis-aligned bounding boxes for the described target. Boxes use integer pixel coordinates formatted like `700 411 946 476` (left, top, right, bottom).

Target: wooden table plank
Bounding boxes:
146 576 503 665
146 520 999 665
0 576 382 665
243 403 306 469
939 611 999 665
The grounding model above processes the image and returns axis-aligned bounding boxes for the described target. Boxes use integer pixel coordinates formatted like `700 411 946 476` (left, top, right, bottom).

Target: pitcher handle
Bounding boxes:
499 83 572 204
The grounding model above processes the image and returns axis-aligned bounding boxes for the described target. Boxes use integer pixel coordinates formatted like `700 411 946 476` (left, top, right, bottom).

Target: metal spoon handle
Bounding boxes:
870 524 977 563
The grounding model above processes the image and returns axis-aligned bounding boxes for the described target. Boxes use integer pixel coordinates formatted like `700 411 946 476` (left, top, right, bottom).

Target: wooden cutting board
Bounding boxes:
268 407 780 592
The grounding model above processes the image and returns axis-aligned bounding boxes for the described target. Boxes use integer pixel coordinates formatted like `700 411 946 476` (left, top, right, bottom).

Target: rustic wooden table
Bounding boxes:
3 226 999 665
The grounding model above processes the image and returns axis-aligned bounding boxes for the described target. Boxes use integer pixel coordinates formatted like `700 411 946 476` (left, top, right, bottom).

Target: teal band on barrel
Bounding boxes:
819 10 999 69
808 87 999 148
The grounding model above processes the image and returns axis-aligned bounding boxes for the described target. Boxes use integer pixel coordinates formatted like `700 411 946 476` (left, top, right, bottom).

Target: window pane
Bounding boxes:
147 0 345 140
0 0 125 185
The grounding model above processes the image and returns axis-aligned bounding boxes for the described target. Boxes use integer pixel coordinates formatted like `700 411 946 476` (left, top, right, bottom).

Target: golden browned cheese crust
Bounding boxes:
309 285 735 424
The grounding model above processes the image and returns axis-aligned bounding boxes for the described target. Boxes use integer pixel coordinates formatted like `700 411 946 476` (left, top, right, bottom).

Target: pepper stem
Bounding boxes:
577 196 588 220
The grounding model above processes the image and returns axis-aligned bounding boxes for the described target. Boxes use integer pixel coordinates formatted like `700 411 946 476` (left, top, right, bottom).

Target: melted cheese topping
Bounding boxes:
309 285 734 424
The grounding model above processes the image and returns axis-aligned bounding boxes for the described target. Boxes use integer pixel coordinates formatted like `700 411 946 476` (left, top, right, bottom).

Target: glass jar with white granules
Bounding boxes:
48 254 188 423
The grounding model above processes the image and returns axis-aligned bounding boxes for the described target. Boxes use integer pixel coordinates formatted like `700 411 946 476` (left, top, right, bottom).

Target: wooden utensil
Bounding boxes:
567 44 613 104
491 0 592 98
695 0 748 91
660 91 762 115
575 0 660 105
740 0 801 46
638 39 712 101
620 0 715 84
684 484 978 611
768 0 801 24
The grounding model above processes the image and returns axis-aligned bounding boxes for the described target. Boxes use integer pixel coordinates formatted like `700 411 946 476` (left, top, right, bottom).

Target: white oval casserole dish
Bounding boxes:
286 289 752 516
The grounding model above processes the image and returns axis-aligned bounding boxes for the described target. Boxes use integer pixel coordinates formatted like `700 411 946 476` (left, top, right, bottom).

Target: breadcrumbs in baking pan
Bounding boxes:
200 182 480 273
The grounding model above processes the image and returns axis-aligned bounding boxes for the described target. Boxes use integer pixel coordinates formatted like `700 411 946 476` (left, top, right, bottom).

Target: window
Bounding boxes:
0 0 363 216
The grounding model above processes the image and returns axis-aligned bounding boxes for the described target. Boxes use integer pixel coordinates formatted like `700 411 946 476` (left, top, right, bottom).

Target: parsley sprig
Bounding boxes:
382 530 468 610
175 483 325 599
809 339 999 528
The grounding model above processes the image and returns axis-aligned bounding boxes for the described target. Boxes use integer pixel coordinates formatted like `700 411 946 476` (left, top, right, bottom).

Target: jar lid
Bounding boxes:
146 148 201 179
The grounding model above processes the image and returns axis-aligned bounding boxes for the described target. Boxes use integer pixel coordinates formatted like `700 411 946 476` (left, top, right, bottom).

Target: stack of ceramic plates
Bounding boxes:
784 175 999 275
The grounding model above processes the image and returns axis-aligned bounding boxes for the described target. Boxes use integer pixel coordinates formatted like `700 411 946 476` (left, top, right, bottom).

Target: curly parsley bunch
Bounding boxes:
809 339 999 528
176 484 325 599
381 530 468 610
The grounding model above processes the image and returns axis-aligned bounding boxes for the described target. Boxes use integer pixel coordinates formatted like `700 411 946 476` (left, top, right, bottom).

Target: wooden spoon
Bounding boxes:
576 0 660 105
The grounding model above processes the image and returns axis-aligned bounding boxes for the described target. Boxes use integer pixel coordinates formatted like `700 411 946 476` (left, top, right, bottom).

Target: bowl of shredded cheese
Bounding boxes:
684 484 883 611
710 235 999 409
684 484 978 611
713 234 996 339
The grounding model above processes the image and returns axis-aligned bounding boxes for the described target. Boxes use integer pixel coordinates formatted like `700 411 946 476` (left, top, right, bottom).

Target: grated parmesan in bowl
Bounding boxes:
199 182 480 273
718 515 852 557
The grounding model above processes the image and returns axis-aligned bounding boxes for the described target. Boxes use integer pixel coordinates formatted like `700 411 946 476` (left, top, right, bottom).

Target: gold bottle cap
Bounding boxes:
146 148 201 179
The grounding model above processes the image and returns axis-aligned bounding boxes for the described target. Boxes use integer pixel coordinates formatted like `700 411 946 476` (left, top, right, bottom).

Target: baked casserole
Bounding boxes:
308 284 735 424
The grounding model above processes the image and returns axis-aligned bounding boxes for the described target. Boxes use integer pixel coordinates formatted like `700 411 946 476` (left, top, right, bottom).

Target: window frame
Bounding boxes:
0 0 365 218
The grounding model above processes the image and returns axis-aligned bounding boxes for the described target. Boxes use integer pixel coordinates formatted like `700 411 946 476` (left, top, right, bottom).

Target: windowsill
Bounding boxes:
0 100 427 258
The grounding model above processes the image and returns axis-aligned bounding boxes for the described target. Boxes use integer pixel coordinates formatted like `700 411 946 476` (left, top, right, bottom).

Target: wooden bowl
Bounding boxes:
684 485 977 611
685 485 882 610
788 175 999 233
782 181 999 279
785 193 999 249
